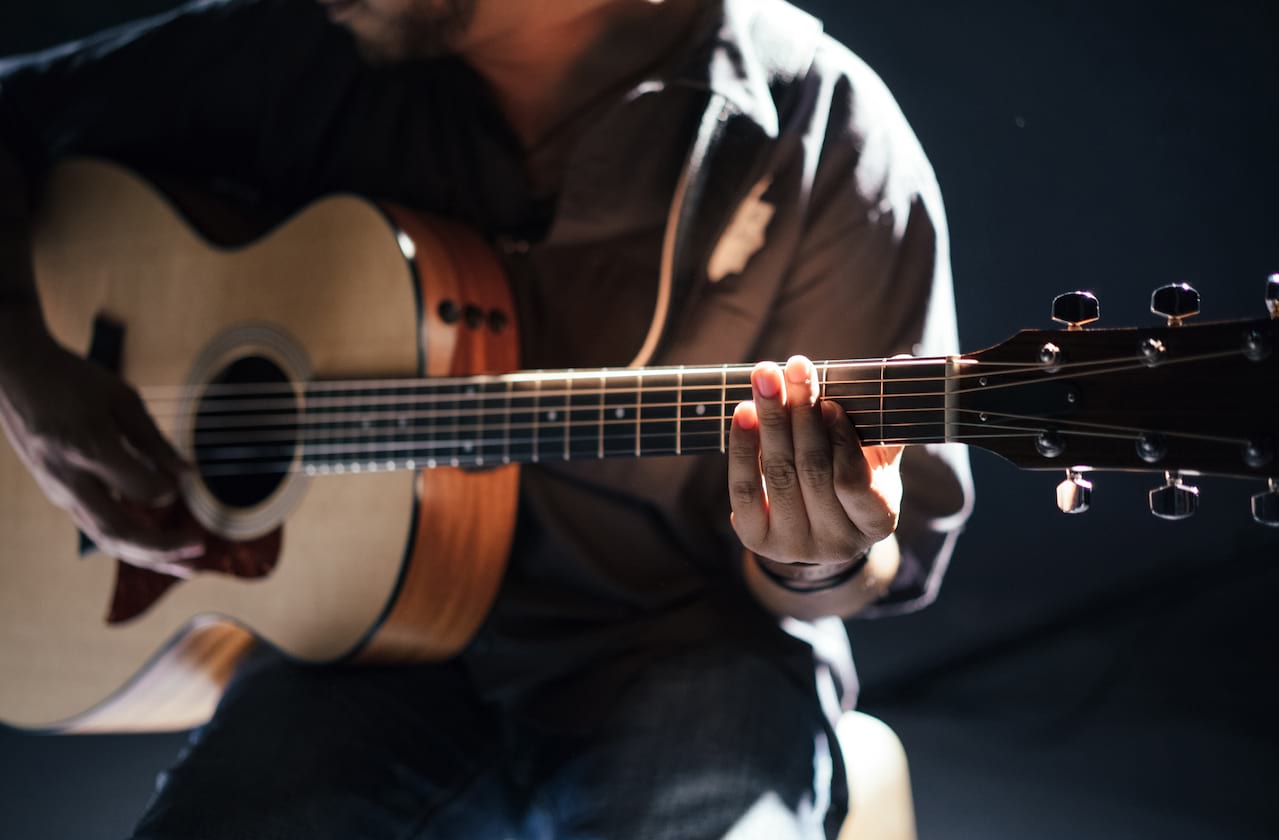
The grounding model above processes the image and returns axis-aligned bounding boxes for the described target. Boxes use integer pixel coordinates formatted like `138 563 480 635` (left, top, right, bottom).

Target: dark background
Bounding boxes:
2 0 1278 837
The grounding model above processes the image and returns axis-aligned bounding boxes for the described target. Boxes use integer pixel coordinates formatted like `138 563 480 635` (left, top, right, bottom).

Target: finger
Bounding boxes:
728 400 767 549
115 391 190 479
751 361 807 540
73 430 179 505
68 473 204 570
826 404 898 543
785 357 853 543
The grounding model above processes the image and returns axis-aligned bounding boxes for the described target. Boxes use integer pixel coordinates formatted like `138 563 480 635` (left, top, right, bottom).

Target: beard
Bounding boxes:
346 0 478 64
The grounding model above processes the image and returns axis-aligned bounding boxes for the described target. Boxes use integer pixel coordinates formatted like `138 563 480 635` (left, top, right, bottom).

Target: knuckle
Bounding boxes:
795 450 833 487
861 511 898 542
761 459 797 492
730 479 761 507
756 407 789 433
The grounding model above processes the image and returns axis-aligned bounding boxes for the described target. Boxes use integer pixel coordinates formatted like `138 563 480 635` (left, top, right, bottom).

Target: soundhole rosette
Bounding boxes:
175 323 312 541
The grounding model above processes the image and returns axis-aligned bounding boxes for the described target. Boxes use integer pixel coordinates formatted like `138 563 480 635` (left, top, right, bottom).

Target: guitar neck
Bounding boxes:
266 357 957 476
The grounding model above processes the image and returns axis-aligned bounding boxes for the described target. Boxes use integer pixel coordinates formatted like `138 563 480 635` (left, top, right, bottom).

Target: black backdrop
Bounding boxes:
2 1 1277 837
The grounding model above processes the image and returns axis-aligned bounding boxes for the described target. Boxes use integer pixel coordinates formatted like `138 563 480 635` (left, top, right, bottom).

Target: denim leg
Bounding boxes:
131 650 512 840
525 644 847 840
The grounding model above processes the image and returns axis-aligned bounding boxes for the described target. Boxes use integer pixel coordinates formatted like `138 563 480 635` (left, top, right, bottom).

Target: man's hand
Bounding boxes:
728 355 903 615
0 325 204 575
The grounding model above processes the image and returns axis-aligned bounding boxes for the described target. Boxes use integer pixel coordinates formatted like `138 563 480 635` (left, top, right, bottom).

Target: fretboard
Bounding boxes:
276 357 953 476
189 358 955 478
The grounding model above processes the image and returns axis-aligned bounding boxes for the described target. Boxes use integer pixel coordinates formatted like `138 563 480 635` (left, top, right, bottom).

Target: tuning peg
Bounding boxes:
1151 283 1200 326
1052 291 1100 330
1252 478 1279 527
1149 471 1199 520
1056 469 1092 514
1266 274 1278 319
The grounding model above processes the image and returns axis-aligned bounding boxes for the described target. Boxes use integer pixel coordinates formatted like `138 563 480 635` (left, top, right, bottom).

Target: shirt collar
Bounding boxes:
662 0 815 139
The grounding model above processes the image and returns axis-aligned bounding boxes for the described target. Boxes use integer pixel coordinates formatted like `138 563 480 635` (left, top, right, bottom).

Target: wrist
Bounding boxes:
752 552 869 593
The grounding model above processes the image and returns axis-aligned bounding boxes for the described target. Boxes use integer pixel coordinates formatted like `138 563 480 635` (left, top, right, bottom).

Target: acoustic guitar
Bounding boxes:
1 159 1276 733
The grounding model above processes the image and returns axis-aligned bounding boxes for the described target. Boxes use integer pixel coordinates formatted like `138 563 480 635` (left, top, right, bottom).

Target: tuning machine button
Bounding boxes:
1266 274 1279 319
1252 479 1279 527
1056 469 1092 514
1151 283 1200 326
1052 291 1100 330
1149 471 1199 520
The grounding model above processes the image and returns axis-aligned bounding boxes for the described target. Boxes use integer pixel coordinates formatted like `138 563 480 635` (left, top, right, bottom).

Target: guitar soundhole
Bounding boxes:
193 355 298 509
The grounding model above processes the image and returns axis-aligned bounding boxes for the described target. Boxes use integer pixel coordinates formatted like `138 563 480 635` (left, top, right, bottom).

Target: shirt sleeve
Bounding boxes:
751 39 974 615
0 0 357 206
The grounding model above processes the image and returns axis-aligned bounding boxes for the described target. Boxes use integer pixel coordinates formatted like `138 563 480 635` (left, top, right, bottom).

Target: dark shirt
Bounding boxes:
0 0 973 724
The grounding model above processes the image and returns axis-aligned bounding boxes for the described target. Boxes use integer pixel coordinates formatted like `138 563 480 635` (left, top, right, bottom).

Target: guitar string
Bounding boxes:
184 394 1251 455
134 342 1237 405
137 347 1241 422
191 428 1049 478
137 334 1258 404
187 404 955 445
144 349 1253 445
185 408 1252 467
176 393 940 431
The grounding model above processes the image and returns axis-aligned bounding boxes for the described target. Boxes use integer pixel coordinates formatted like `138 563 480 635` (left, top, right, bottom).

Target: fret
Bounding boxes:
502 379 513 464
719 365 728 453
596 374 605 459
823 362 881 444
385 382 416 471
475 378 507 466
509 378 538 464
879 358 887 445
882 359 948 444
534 377 542 463
821 358 949 445
567 374 601 460
675 367 683 455
336 385 368 472
639 371 680 457
603 373 640 458
562 376 572 461
535 376 568 462
442 380 464 467
634 375 643 456
678 369 728 454
414 381 432 470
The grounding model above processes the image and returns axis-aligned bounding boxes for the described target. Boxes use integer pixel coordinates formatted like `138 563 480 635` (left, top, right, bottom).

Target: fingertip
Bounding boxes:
750 362 782 400
732 400 759 431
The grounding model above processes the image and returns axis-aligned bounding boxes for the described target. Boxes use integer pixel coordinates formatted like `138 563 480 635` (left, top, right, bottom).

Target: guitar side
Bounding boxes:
0 160 517 731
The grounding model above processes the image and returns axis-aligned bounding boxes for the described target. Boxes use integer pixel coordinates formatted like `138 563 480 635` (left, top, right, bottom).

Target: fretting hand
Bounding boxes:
728 355 903 595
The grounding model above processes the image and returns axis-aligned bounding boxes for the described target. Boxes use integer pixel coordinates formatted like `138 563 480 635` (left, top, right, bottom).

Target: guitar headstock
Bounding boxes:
957 279 1279 525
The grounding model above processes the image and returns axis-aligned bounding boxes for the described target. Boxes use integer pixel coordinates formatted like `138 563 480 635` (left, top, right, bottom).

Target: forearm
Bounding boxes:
742 533 901 621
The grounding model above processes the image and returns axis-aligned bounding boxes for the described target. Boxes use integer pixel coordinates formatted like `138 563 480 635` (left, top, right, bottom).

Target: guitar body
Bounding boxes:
0 160 519 732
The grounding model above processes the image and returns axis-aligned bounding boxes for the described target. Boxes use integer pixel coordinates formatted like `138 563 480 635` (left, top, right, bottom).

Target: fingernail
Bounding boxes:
753 368 779 399
785 356 810 385
733 401 758 430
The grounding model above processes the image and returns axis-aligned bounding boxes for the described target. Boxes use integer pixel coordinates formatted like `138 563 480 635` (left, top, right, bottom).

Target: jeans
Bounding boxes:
132 642 847 840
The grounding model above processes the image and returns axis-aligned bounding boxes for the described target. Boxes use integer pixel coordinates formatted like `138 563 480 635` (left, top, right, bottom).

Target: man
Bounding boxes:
0 0 972 836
